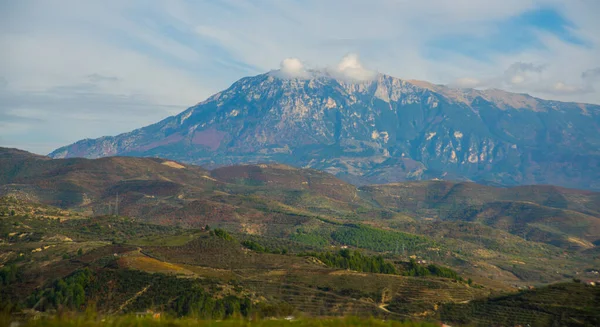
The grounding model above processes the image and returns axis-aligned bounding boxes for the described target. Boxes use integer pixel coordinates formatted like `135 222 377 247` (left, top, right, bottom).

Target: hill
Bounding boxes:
2 148 600 289
361 181 600 248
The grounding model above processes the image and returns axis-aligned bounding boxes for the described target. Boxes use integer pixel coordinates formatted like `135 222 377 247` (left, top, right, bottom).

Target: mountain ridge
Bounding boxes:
48 71 600 190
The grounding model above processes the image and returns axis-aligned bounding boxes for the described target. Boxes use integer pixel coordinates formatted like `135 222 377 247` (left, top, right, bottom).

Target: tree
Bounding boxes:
0 264 21 286
77 248 83 256
213 228 233 241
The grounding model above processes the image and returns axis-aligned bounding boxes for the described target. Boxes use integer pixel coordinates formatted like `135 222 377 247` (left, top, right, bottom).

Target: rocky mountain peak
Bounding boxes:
49 71 600 190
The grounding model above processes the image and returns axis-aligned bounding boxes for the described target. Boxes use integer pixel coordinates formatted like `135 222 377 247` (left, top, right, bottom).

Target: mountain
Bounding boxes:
49 71 600 190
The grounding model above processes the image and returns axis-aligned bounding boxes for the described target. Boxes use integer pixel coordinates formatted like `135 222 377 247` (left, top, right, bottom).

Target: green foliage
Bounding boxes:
25 268 279 319
0 264 22 286
425 263 462 280
401 259 430 277
211 228 234 241
400 259 464 281
290 231 329 247
241 240 266 252
300 250 397 274
27 268 93 311
167 286 251 319
331 224 432 253
241 240 288 255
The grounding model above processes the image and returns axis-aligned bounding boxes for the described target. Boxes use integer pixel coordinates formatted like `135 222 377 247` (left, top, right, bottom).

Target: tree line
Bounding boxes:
25 267 295 319
299 249 397 274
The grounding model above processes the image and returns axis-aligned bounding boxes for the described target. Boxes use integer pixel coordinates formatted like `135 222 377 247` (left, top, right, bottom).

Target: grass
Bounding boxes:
118 255 195 276
6 315 440 327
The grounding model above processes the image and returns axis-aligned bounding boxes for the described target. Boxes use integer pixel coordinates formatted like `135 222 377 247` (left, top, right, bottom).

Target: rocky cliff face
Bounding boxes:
49 71 600 190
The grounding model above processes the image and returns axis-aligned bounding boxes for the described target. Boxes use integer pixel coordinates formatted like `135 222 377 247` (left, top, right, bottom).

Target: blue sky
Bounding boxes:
1 0 600 154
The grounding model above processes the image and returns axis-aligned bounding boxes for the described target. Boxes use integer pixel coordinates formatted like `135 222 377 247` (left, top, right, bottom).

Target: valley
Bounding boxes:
2 147 600 325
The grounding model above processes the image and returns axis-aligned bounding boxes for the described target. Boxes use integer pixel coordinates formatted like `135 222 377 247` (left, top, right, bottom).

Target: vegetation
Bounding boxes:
27 268 92 311
1 153 599 325
290 230 330 247
440 282 600 326
23 268 295 319
300 249 397 274
241 240 288 254
211 228 234 241
0 264 22 286
400 259 464 282
5 315 440 327
331 224 433 253
0 210 185 245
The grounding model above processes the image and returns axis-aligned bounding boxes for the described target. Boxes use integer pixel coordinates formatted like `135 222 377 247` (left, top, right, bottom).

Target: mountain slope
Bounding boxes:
49 72 600 190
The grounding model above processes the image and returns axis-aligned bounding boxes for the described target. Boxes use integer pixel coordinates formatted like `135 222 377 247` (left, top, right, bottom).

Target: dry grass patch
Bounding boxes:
161 161 185 169
119 255 194 276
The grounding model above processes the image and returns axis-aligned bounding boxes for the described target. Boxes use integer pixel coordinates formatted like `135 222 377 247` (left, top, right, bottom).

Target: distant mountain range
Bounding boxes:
49 71 600 190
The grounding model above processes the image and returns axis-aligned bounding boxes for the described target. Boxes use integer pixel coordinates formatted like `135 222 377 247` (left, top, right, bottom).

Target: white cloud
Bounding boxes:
503 62 545 86
551 82 585 94
451 77 484 88
331 53 376 81
452 61 599 97
277 58 309 78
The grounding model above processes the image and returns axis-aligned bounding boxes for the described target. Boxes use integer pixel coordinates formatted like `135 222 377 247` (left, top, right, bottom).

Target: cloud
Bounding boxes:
453 61 599 96
502 62 599 95
582 67 600 82
273 54 377 81
503 62 546 85
549 82 586 94
451 77 485 88
331 53 376 81
276 58 309 78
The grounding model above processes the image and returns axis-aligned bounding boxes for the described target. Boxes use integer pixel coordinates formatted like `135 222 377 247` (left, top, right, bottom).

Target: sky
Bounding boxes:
1 0 600 155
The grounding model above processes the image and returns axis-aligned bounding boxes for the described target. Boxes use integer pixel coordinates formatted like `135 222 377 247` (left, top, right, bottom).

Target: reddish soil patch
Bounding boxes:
192 128 227 151
135 133 185 152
